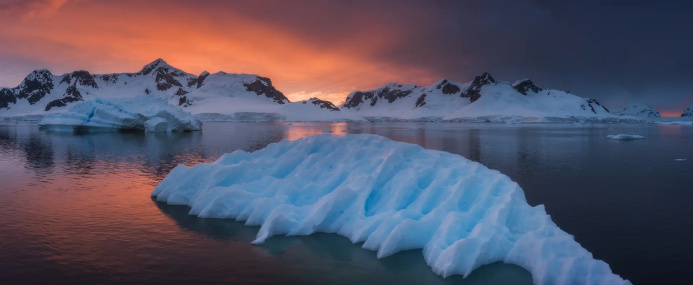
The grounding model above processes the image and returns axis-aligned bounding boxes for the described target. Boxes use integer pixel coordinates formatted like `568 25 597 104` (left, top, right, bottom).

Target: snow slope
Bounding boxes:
0 59 293 116
340 73 614 122
612 103 661 118
39 96 201 132
152 134 630 285
0 59 348 121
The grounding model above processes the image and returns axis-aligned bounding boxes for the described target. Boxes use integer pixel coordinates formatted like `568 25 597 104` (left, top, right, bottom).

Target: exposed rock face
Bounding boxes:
463 72 496 103
0 59 290 113
681 104 693 117
415 94 427 107
342 73 497 110
243 76 289 104
305 97 340 111
0 89 17 109
60 71 98 88
16 70 55 105
436 79 461 95
512 79 542 95
339 72 614 119
581 99 610 114
45 85 83 111
343 84 415 109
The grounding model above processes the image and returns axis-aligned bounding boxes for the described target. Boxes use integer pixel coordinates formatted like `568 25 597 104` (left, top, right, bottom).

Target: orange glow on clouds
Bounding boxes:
0 0 440 103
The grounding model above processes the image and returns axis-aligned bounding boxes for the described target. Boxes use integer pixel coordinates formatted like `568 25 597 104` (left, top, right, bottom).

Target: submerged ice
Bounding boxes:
152 134 630 285
39 96 202 132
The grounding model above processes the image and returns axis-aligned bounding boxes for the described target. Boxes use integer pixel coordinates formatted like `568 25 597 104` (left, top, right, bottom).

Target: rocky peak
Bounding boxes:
512 79 542 95
462 72 496 103
473 72 496 86
0 88 16 109
306 97 340 111
60 70 98 89
682 104 693 117
17 69 54 104
243 76 289 104
138 58 174 75
435 79 461 95
342 84 415 109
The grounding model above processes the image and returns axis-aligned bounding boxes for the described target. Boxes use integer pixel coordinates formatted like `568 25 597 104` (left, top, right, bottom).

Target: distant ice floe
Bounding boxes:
607 134 645 140
153 134 630 285
658 121 693 126
39 96 202 132
675 158 687 161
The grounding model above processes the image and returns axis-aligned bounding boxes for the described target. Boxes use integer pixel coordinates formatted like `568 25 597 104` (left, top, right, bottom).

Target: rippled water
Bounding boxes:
1 121 692 284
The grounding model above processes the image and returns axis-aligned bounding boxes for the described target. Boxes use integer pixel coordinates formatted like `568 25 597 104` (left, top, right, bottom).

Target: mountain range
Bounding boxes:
1 59 689 121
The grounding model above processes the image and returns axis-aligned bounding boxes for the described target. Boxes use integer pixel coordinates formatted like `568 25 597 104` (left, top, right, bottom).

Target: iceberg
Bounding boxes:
152 134 630 285
39 96 202 132
606 134 645 140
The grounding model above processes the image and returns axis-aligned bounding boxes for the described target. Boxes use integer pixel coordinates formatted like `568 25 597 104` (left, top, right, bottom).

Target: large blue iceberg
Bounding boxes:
152 134 630 285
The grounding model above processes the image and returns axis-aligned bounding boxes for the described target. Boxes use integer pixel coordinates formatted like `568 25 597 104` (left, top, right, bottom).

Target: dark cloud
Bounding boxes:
199 0 692 112
2 0 691 113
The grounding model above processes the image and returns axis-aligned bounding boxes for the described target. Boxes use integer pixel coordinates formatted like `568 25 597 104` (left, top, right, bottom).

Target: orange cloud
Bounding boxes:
0 0 442 104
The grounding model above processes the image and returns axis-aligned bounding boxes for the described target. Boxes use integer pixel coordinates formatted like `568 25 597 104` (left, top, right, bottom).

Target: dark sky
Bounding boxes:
1 0 691 114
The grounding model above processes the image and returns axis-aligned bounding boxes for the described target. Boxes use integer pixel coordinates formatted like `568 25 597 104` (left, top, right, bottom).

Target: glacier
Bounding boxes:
152 134 630 285
38 96 202 132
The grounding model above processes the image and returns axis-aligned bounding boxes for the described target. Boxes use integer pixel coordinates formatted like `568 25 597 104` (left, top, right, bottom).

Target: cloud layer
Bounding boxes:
1 0 690 114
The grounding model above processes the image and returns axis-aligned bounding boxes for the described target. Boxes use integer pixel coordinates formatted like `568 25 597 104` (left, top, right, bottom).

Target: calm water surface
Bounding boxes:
1 121 692 284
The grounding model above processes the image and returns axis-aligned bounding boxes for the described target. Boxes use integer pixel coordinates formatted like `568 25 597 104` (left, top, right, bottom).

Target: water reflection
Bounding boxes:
1 121 692 284
153 200 532 285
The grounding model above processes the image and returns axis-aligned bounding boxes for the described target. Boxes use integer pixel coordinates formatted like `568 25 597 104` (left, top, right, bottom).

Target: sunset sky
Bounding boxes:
1 0 691 115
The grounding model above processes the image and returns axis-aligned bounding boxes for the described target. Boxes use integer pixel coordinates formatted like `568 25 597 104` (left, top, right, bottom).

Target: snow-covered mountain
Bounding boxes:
0 59 291 116
682 104 693 117
340 72 611 121
612 103 661 118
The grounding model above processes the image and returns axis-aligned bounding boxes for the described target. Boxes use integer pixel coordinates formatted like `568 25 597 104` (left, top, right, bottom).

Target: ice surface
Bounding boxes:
152 134 630 285
606 134 645 140
39 96 201 132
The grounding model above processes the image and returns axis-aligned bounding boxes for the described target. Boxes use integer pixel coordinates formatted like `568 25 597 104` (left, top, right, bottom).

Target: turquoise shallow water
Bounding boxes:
1 121 692 284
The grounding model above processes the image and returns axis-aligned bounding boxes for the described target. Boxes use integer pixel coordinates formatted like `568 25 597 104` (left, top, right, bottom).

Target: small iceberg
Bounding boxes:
321 129 333 133
39 96 202 133
152 134 630 285
606 134 645 140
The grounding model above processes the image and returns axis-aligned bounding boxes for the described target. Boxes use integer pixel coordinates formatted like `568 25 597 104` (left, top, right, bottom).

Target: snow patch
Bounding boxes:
152 134 630 285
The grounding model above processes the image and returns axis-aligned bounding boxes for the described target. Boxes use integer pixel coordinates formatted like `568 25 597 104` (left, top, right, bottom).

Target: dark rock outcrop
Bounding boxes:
415 94 427 107
243 77 289 104
462 72 496 103
343 86 414 109
305 97 340 111
0 89 17 109
580 99 609 114
60 70 98 88
513 79 542 95
436 79 461 95
45 85 83 111
16 70 54 105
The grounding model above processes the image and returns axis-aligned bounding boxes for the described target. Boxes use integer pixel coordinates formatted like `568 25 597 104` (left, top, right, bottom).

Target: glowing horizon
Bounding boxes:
1 0 691 113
